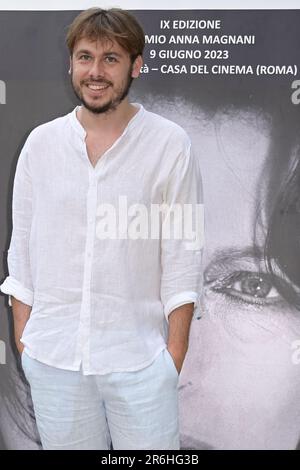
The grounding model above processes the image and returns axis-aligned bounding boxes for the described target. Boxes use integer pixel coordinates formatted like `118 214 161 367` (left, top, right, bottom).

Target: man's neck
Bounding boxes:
77 99 138 136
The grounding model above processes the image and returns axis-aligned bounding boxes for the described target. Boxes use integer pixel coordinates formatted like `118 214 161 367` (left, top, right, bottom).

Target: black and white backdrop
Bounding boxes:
1 0 300 450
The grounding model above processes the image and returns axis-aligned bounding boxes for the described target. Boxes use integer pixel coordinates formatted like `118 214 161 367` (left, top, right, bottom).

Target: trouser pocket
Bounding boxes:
164 348 179 378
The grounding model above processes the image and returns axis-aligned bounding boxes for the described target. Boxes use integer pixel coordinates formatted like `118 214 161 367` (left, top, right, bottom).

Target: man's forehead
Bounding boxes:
73 37 126 54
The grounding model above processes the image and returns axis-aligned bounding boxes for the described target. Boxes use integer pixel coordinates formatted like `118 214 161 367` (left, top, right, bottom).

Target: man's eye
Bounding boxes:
105 56 117 63
210 271 281 305
79 55 91 60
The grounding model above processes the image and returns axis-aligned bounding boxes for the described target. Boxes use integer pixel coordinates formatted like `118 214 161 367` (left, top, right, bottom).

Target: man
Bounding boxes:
0 8 203 450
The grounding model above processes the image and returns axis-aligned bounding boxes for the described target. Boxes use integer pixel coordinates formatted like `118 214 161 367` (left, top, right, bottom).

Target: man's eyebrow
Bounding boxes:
103 52 122 56
74 49 92 56
74 49 122 57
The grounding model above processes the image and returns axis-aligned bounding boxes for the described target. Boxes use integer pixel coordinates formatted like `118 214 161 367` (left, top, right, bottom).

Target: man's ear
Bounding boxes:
69 56 72 74
131 55 143 78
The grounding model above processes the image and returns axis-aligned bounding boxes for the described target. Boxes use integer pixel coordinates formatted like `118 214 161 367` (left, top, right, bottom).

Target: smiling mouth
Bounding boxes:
85 83 110 94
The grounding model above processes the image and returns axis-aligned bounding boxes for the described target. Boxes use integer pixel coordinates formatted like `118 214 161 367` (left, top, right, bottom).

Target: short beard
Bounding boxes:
71 67 134 115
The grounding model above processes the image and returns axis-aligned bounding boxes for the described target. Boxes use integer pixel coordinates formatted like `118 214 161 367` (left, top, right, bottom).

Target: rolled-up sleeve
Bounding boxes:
160 140 204 321
0 139 34 307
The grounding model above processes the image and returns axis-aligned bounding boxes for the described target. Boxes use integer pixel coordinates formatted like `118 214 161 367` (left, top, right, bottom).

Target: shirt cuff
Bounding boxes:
0 276 34 307
164 291 200 322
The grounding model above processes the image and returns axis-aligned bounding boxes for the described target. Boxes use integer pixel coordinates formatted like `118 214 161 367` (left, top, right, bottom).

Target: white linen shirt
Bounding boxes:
0 103 203 375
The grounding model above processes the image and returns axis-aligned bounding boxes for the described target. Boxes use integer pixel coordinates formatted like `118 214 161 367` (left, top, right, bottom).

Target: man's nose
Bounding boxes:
88 59 105 78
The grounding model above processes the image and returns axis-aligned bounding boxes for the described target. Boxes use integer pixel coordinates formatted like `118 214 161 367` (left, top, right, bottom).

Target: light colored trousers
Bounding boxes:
21 347 180 450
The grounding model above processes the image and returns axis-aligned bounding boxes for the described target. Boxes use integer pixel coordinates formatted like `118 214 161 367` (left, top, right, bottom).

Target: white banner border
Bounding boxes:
0 1 300 11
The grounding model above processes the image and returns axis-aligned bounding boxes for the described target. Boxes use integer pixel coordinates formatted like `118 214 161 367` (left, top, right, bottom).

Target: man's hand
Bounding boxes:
167 302 194 374
167 344 188 375
17 343 25 355
11 297 31 355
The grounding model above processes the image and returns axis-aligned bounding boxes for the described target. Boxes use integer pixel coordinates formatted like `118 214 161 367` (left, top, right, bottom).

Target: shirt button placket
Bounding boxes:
80 171 98 373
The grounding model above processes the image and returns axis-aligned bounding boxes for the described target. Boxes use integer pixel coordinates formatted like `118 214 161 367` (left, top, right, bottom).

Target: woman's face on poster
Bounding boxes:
149 99 300 450
1 98 300 450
